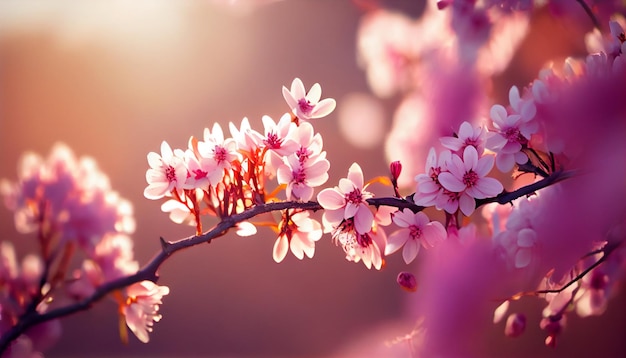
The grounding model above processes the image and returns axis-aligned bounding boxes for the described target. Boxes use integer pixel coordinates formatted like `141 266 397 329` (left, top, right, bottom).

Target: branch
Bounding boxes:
0 200 322 352
475 170 575 207
0 171 573 351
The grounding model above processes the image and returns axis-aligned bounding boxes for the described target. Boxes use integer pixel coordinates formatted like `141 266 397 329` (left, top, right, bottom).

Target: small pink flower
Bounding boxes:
487 86 539 172
122 281 170 343
385 209 446 264
144 141 187 200
228 117 263 154
282 78 336 121
197 123 240 180
440 121 487 155
277 154 330 202
330 218 385 270
317 163 374 234
437 146 503 216
413 147 451 207
273 211 322 263
261 114 298 177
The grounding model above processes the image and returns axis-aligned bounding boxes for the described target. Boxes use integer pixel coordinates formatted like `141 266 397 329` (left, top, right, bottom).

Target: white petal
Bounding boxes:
402 239 420 264
317 189 345 210
347 163 364 189
354 206 374 234
273 236 289 263
310 99 336 118
385 230 408 255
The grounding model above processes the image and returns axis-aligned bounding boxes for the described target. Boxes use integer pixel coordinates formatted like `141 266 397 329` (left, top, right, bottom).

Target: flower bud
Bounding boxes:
397 271 417 292
390 161 402 182
504 313 526 338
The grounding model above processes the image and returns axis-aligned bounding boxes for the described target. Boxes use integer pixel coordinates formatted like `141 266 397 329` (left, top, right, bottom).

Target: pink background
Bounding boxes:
1 1 624 357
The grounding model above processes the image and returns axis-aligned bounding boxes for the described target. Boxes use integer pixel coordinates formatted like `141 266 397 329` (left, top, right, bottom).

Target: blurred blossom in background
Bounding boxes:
0 0 625 357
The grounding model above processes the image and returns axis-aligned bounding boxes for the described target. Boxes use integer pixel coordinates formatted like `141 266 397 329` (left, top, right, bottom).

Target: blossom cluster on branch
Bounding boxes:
1 0 626 357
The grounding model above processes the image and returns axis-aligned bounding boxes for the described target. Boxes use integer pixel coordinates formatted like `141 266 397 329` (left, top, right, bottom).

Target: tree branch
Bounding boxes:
0 171 575 352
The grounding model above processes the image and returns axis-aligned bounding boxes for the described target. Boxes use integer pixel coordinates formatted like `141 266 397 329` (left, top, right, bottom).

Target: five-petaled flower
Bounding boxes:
317 162 374 234
385 209 446 264
144 141 187 200
438 146 503 216
282 78 337 121
273 210 323 263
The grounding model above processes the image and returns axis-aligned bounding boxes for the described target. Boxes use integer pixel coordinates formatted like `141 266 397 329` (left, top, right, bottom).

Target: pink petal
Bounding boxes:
474 177 503 198
392 208 414 227
459 194 476 216
475 155 495 177
273 236 289 263
385 230 409 255
402 239 420 264
438 172 465 192
310 98 336 118
317 188 345 210
291 78 306 100
354 206 374 234
463 146 478 171
490 104 508 124
306 83 322 103
347 163 364 189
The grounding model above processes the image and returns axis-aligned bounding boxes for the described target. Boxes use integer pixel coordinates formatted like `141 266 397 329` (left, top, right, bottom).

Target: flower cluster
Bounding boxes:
0 144 169 350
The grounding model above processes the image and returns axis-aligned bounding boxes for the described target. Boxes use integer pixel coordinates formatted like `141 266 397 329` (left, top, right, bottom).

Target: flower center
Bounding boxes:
165 166 177 183
504 127 527 145
463 170 479 187
264 132 282 149
293 168 307 184
297 98 314 116
296 147 309 162
346 189 363 204
409 225 422 240
192 169 207 180
356 233 372 247
213 146 228 163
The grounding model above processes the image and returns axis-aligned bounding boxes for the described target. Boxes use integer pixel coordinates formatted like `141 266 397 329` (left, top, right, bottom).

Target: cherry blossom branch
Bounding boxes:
503 238 623 303
0 170 574 352
475 170 576 207
0 200 321 353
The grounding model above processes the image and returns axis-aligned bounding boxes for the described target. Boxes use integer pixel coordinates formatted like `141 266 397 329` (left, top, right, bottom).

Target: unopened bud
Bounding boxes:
390 161 402 181
504 313 526 338
436 0 451 10
397 271 417 292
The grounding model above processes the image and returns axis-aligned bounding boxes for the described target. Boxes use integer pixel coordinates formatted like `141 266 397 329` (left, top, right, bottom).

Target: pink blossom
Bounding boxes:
317 163 374 234
1 144 135 251
440 120 487 155
487 86 539 172
385 209 446 264
261 114 298 177
413 147 451 207
437 146 503 216
196 123 240 185
329 218 385 270
228 117 263 154
282 78 336 121
144 141 187 200
276 154 330 202
122 281 170 343
272 211 322 263
288 122 324 162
